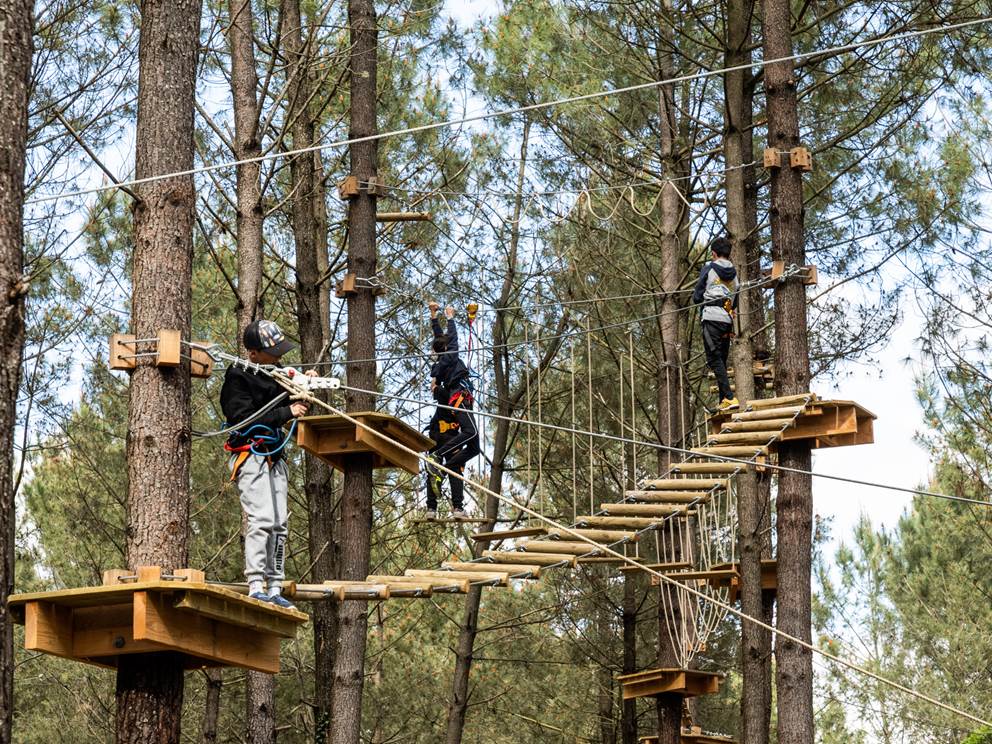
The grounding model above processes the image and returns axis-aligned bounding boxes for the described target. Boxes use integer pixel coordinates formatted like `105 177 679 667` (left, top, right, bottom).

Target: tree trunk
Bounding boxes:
116 0 201 741
724 3 772 743
201 670 223 744
655 520 686 744
280 2 339 740
762 0 814 742
228 1 277 737
443 122 529 744
0 3 33 741
331 0 377 740
597 593 616 744
620 576 638 744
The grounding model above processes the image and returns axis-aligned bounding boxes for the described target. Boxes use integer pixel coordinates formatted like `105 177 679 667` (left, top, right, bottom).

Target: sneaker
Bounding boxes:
249 591 271 603
425 509 437 520
718 397 739 410
268 593 297 611
452 508 467 519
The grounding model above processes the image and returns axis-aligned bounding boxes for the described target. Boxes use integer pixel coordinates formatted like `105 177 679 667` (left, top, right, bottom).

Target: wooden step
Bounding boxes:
481 550 577 567
747 392 817 409
731 405 809 421
641 478 728 491
719 418 793 433
656 569 739 582
471 526 547 542
355 576 435 598
441 561 541 579
367 574 469 594
625 491 712 504
322 581 390 600
522 540 605 556
690 445 768 458
600 503 694 517
578 556 643 565
706 431 782 445
546 528 639 543
576 516 670 530
671 461 743 474
405 569 510 586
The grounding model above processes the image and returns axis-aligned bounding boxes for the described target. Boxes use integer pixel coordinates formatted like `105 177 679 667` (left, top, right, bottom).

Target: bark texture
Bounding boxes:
331 0 377 739
201 669 222 743
280 2 339 740
117 0 201 741
763 0 815 741
228 1 276 736
724 2 773 742
0 3 33 741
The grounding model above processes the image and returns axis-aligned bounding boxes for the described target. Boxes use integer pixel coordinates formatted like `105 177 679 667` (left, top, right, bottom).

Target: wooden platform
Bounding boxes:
618 667 724 700
707 560 777 602
708 396 875 450
296 412 434 474
7 567 308 674
640 728 735 744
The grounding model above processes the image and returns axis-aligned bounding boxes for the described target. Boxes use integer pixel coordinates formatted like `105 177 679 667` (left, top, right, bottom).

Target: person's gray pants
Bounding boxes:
230 453 288 586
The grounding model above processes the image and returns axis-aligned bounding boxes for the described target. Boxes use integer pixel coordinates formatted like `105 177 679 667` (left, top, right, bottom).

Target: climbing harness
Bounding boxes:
224 420 297 482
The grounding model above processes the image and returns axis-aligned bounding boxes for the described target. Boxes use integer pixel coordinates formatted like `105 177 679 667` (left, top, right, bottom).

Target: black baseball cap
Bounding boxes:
243 320 296 356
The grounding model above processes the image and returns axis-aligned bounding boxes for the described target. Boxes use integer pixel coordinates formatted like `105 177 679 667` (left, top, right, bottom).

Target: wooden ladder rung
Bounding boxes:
747 392 817 409
406 569 510 586
719 418 794 433
522 540 605 556
640 478 728 491
366 574 468 594
546 528 639 543
471 527 547 542
480 551 577 567
441 561 540 578
600 503 695 518
576 516 669 530
671 462 743 474
625 491 712 504
706 431 782 445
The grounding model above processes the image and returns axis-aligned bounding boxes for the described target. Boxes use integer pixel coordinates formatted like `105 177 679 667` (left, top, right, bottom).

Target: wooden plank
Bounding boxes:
188 342 214 379
522 540 604 556
576 516 671 529
321 582 389 600
655 569 739 582
690 445 768 458
546 528 639 543
600 503 695 517
173 591 299 638
71 604 163 663
109 334 136 371
156 329 181 367
625 491 709 504
706 431 782 445
718 418 793 433
731 405 817 422
442 561 540 578
24 601 74 659
134 591 282 674
670 462 742 474
471 527 547 542
577 557 643 565
620 561 693 573
406 569 509 586
355 423 419 474
618 667 724 700
480 551 577 568
640 478 727 491
367 574 468 593
747 392 818 409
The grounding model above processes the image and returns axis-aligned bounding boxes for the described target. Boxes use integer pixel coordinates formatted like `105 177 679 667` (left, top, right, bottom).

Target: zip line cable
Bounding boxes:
26 16 992 207
266 375 992 730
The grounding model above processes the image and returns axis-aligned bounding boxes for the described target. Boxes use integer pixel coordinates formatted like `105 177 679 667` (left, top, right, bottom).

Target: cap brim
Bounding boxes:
264 339 296 356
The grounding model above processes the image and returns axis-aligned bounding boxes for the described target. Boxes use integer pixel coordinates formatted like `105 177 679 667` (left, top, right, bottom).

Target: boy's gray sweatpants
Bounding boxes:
230 453 288 586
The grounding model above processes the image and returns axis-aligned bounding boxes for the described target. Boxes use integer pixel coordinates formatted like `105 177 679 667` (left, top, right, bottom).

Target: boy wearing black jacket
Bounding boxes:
692 237 740 410
220 320 311 609
425 302 480 517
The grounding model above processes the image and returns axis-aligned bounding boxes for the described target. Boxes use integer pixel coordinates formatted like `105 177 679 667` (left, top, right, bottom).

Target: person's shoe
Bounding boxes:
249 591 271 603
452 507 467 519
267 593 297 611
718 397 739 410
424 509 437 520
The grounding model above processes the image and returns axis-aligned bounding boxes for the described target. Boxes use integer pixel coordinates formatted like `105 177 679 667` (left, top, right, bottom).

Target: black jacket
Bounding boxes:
429 317 470 391
220 365 294 456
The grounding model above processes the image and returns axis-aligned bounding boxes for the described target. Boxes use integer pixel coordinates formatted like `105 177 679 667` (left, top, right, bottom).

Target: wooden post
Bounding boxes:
762 1 815 742
331 0 377 740
0 2 33 739
116 0 201 740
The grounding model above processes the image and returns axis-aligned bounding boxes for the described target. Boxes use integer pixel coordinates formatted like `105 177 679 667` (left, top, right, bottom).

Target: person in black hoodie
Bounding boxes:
220 319 312 609
692 237 740 409
425 301 480 517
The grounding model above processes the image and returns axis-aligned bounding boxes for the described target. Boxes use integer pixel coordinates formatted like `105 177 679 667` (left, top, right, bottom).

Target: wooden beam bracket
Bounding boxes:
762 147 781 169
789 146 813 172
335 272 388 298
